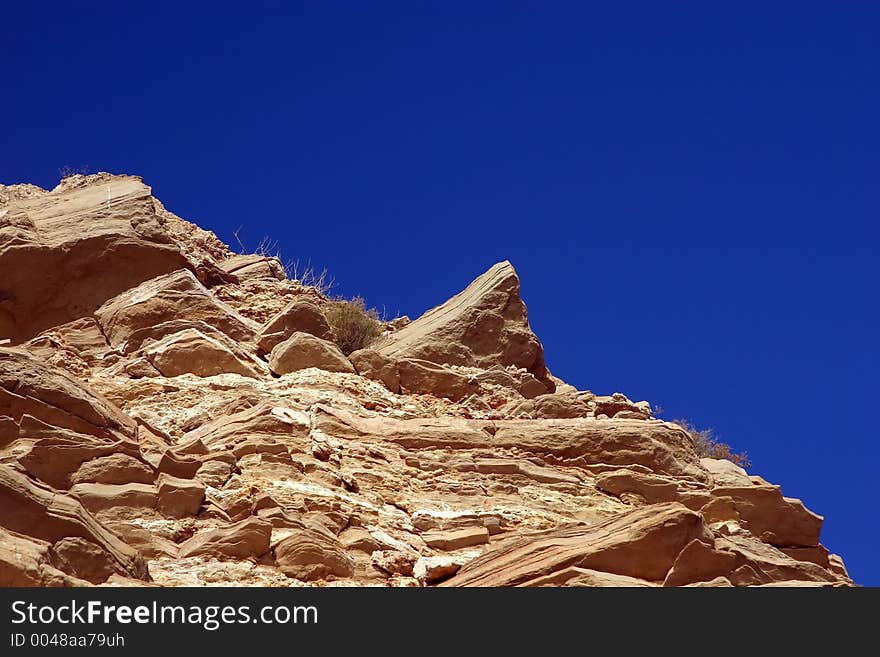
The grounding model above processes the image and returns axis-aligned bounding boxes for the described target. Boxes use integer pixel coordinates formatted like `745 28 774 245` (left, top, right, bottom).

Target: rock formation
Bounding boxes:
0 173 852 587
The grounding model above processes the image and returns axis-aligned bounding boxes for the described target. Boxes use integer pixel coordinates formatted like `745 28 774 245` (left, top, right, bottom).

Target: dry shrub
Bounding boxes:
672 419 751 469
326 297 382 355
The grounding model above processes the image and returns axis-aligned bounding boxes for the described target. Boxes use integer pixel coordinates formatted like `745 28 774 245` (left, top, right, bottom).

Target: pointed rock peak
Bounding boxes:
376 260 551 388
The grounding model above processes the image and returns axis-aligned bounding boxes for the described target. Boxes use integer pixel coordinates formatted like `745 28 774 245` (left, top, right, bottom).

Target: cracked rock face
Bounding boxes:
0 174 852 587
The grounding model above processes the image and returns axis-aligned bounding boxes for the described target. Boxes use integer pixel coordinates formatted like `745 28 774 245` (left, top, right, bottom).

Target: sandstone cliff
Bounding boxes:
0 174 851 587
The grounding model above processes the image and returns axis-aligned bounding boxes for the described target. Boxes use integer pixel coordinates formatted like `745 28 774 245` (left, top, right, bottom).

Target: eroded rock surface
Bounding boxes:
0 174 852 587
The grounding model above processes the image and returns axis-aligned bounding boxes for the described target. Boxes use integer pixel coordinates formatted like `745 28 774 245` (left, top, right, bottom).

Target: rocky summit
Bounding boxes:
0 174 851 587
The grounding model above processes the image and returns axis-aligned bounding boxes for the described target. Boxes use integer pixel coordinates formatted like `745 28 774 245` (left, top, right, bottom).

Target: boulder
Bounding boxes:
49 537 120 584
23 317 110 367
268 332 355 375
120 319 240 355
0 348 136 440
156 451 202 479
182 402 310 452
257 298 333 354
0 465 149 581
348 348 400 393
413 556 462 584
442 503 711 586
70 453 155 486
371 550 418 577
338 527 383 554
701 458 753 488
719 535 839 586
94 269 258 349
662 538 742 587
143 328 263 378
17 419 141 489
703 485 823 547
0 527 90 587
195 460 232 488
0 415 16 448
218 254 286 282
375 261 552 389
103 523 179 559
274 526 354 581
0 175 192 344
593 393 651 419
178 517 272 559
156 474 205 518
397 358 477 401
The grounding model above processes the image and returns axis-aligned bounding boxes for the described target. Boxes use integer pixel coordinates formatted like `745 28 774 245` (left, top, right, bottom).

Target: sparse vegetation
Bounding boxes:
288 260 334 296
58 165 90 179
326 296 383 355
231 227 335 294
672 419 752 469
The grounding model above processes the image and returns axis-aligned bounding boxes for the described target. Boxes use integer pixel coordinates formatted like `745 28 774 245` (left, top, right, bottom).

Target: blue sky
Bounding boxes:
2 2 877 584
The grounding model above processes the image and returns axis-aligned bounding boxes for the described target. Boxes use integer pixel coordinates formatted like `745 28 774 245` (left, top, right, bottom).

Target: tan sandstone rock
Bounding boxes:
348 349 400 393
268 332 355 375
444 503 711 586
376 261 552 390
0 174 853 589
143 327 263 378
219 254 286 282
95 269 258 348
397 358 477 401
0 175 192 344
257 298 333 354
0 465 149 582
178 517 272 559
70 453 155 486
274 525 354 581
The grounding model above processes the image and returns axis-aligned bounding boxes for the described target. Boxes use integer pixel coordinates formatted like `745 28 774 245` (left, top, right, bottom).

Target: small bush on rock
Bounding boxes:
326 297 383 355
673 419 751 469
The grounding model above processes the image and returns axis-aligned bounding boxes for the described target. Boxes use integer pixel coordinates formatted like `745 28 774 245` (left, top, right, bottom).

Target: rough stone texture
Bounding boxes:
156 474 205 518
0 175 194 344
178 517 272 559
348 349 400 393
70 453 155 486
375 261 552 389
219 254 286 282
49 537 120 584
274 524 355 581
422 527 490 551
595 469 680 504
0 465 149 582
397 358 477 401
703 485 823 548
701 458 753 488
143 328 263 378
0 174 853 588
95 269 258 348
268 332 355 375
521 567 654 587
0 527 91 587
504 392 592 419
443 503 711 586
257 298 333 354
69 482 158 512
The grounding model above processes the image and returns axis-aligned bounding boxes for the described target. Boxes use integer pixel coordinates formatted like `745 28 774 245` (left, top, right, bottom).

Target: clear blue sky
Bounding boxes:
2 2 876 584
